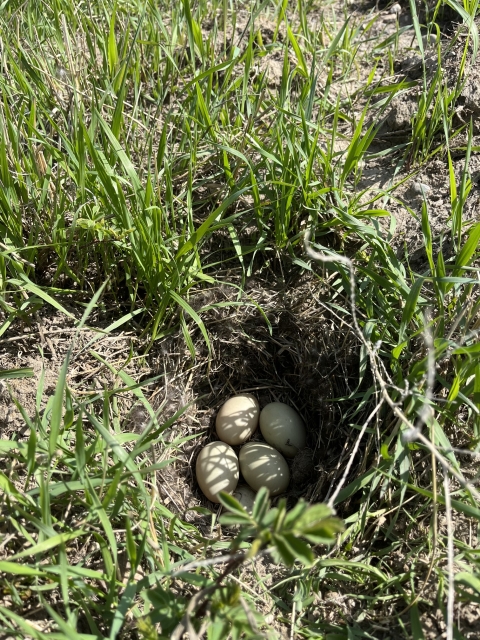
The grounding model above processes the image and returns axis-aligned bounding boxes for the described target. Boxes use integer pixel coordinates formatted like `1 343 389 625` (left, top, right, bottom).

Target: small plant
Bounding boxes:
220 487 344 567
157 489 344 638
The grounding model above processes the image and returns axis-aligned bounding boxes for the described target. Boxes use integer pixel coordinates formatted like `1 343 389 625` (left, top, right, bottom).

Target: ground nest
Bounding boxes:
150 263 370 527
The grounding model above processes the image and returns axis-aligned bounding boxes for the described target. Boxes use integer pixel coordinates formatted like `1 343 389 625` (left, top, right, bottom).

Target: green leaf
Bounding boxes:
0 367 34 380
176 186 250 258
10 530 86 560
421 202 434 273
287 26 308 77
283 500 309 529
272 533 296 566
452 342 480 356
301 517 344 545
444 0 478 58
9 274 75 318
218 491 250 517
95 109 143 196
392 341 407 361
454 222 480 275
182 58 238 93
125 517 137 572
110 582 138 640
0 470 35 506
252 486 270 521
207 619 230 640
408 484 480 520
288 504 343 545
410 604 426 639
319 558 387 582
0 440 27 453
408 0 424 55
293 503 336 534
49 353 70 457
432 417 458 469
474 364 480 409
108 3 119 77
282 533 314 566
334 467 380 504
219 514 253 526
381 442 392 461
0 561 45 576
398 278 424 343
455 572 480 593
169 291 211 358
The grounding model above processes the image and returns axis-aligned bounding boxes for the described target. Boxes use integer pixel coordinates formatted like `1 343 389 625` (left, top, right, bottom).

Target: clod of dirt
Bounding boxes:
407 181 432 198
377 95 417 137
123 404 150 434
291 448 316 488
460 67 480 118
398 53 438 79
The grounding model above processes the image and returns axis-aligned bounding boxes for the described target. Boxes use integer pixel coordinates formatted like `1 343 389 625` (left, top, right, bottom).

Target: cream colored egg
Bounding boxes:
233 485 256 515
259 402 306 458
239 442 290 496
196 441 239 503
216 394 260 445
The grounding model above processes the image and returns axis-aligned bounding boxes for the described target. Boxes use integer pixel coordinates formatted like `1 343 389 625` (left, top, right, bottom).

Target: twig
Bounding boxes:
290 600 296 640
168 551 247 578
327 399 384 508
304 231 480 504
170 552 249 639
406 429 480 502
444 471 455 640
240 597 259 634
171 585 211 640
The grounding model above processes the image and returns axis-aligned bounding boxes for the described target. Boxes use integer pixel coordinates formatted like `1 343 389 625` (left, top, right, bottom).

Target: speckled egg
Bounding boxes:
259 402 306 458
239 442 290 496
196 441 239 503
216 394 260 445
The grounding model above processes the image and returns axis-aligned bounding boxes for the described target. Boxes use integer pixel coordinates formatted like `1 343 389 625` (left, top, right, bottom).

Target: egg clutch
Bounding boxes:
196 394 307 506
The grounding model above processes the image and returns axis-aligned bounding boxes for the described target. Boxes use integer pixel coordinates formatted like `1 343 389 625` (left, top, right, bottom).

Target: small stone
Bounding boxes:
422 33 438 48
389 3 402 14
411 181 431 196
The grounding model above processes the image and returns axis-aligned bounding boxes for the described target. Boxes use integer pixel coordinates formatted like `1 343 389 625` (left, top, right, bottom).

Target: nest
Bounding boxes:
135 262 369 526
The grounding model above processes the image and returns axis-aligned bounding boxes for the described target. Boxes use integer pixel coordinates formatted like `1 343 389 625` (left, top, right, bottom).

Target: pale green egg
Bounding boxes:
259 402 306 458
196 441 239 503
239 442 290 496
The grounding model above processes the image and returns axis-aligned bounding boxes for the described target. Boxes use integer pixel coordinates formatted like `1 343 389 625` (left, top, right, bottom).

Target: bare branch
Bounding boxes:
444 471 455 640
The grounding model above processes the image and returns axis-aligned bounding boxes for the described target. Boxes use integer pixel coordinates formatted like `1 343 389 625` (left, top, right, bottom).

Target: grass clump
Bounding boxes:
1 0 480 638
